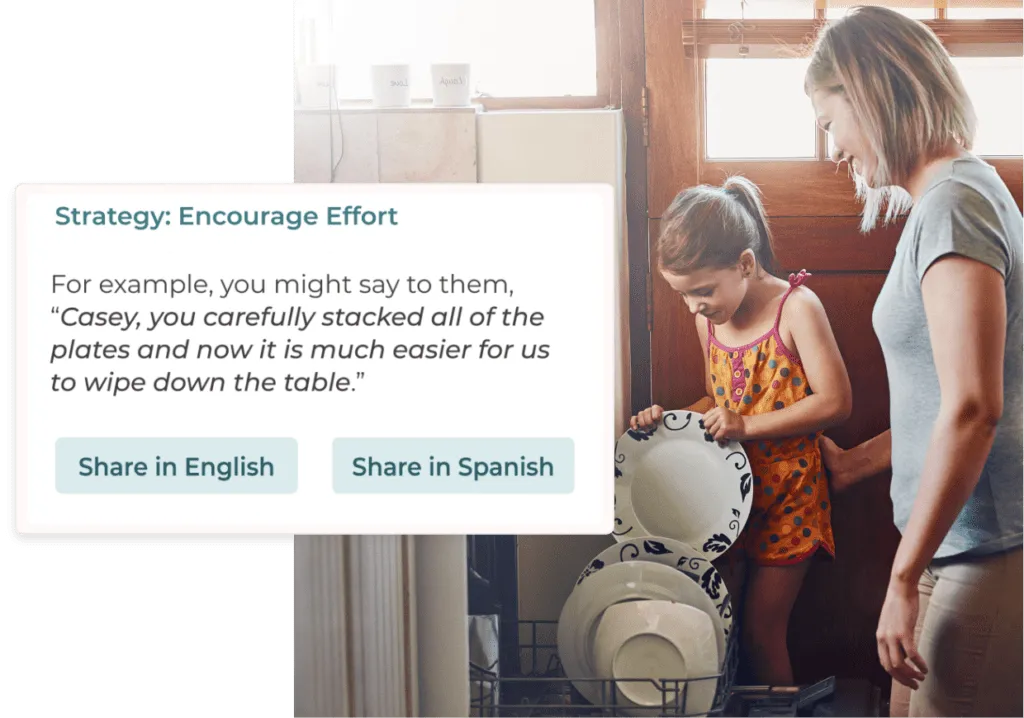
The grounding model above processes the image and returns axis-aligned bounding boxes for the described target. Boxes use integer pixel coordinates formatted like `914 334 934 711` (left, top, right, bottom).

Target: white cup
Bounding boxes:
430 63 472 107
370 64 412 108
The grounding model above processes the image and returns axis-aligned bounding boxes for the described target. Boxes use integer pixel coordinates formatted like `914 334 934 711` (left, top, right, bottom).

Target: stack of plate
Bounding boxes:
557 409 752 715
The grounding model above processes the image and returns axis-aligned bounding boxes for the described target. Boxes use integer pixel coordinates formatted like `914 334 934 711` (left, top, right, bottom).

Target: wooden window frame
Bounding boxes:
332 0 623 112
678 8 1023 219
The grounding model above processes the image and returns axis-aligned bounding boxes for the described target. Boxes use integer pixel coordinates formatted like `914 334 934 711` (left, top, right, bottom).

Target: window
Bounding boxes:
703 0 1024 20
954 56 1024 155
825 6 935 19
704 0 939 19
691 1 1023 159
294 0 603 106
947 6 1024 18
703 0 809 19
705 58 815 159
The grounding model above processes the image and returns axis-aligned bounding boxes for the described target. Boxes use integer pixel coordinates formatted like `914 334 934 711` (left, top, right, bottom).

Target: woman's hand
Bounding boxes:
703 406 747 442
820 435 855 493
876 577 928 690
629 404 664 431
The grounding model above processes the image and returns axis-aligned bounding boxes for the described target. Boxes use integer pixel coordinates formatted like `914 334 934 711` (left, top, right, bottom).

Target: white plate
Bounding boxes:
614 409 753 561
557 561 723 709
575 536 733 652
594 600 718 715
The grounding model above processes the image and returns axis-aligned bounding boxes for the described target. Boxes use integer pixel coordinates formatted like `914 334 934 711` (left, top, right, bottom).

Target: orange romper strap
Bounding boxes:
773 268 811 331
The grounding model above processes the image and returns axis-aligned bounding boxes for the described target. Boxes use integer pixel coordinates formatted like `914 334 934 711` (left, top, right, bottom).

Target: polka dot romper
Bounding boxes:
708 270 835 566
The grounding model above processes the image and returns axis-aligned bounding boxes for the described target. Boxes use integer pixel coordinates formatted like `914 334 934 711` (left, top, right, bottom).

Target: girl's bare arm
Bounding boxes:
740 290 853 441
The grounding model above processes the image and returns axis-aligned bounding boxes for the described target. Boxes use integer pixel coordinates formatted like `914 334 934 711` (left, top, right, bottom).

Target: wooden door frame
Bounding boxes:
618 0 654 414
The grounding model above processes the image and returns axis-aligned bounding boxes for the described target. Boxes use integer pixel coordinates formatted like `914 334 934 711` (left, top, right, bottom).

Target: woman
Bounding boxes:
805 7 1022 717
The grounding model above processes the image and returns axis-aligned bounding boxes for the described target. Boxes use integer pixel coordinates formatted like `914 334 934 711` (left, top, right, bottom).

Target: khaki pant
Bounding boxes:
890 547 1023 717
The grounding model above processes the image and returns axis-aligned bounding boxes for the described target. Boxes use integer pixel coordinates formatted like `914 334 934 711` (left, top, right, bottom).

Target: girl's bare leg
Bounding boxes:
742 561 812 685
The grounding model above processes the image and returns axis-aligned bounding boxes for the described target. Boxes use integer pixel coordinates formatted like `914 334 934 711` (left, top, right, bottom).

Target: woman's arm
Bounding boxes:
890 255 1006 584
710 290 852 442
820 430 891 492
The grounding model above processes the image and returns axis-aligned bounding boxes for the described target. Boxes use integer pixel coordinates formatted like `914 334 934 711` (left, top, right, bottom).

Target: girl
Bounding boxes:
806 8 1023 716
630 175 853 686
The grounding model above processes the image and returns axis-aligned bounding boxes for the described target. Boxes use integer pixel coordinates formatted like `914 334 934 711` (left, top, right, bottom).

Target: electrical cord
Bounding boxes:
328 67 345 182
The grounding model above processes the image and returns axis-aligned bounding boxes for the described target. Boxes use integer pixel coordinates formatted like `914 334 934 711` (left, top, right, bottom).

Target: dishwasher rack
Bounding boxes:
469 619 838 717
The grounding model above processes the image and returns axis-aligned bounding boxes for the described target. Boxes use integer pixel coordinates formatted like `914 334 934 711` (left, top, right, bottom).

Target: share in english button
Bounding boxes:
55 438 298 494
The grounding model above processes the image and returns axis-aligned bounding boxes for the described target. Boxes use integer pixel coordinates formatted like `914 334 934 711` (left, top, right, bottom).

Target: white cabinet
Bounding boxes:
293 111 333 183
294 107 478 184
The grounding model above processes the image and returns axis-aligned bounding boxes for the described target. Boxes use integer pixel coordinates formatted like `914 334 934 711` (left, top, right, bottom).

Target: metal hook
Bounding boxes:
729 1 751 57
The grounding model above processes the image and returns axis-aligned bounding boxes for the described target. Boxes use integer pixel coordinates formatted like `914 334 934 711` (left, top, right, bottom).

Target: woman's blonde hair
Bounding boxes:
805 6 976 232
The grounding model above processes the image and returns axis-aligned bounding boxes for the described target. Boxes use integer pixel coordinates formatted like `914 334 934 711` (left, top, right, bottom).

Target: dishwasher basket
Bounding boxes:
469 618 740 717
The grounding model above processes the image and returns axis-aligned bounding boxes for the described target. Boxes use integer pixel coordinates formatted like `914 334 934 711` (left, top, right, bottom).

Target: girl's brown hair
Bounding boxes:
657 175 778 277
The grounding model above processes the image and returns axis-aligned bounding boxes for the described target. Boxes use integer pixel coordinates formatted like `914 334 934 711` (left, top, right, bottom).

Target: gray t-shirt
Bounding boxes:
873 154 1023 560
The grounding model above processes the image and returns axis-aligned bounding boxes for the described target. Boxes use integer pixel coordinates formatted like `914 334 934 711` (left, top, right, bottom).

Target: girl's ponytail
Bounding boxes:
722 175 779 276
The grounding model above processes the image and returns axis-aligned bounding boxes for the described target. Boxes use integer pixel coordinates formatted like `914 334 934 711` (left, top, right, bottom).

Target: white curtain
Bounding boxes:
294 535 469 717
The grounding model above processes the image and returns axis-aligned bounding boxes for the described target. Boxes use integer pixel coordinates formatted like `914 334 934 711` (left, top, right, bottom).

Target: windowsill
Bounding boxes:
294 100 614 114
294 97 616 114
294 101 481 115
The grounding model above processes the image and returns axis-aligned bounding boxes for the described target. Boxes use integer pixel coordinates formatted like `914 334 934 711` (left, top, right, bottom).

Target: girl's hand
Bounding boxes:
703 407 747 442
629 404 664 431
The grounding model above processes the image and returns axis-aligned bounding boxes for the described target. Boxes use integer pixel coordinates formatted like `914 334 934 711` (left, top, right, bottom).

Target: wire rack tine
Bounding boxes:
469 619 742 717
